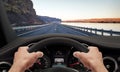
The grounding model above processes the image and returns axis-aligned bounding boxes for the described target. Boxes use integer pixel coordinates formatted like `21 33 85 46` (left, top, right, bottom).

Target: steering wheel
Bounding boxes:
28 37 89 72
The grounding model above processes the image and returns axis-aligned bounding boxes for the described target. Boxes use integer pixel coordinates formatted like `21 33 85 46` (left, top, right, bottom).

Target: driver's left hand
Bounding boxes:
9 46 43 72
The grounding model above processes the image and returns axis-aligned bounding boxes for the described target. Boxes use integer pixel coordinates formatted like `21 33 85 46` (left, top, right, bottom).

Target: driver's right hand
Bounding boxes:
73 46 108 72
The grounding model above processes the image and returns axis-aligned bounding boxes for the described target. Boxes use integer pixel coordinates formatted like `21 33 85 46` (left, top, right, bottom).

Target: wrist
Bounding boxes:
91 62 108 72
9 63 26 72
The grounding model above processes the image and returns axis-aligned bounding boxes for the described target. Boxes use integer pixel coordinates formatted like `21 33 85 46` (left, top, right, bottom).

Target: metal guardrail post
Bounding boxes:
83 28 85 31
101 29 104 36
86 27 88 32
90 28 92 33
110 30 113 36
95 28 97 35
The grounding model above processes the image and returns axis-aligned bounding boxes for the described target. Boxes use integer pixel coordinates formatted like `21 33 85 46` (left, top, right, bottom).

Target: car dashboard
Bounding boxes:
0 34 120 72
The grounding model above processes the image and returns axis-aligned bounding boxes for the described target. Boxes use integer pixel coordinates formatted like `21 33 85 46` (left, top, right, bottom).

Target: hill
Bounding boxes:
38 16 61 24
63 18 120 23
3 0 61 26
3 0 45 26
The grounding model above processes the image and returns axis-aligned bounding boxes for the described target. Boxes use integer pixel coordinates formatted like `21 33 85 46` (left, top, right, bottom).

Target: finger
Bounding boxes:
29 52 39 63
36 51 44 58
73 51 90 68
18 46 29 52
99 52 102 57
31 51 44 59
88 46 99 52
73 51 80 58
73 51 85 60
98 52 103 62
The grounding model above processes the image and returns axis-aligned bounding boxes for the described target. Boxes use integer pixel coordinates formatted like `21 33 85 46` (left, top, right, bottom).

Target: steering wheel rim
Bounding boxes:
28 37 89 72
28 37 88 52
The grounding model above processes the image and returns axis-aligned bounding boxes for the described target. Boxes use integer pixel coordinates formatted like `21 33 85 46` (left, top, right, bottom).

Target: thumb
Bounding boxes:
73 51 84 59
36 51 44 58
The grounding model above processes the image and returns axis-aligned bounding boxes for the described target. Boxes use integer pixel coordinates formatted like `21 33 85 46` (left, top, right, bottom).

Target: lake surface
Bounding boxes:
62 23 120 32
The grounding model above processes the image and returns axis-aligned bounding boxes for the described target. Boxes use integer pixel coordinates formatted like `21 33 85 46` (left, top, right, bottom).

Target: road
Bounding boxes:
18 23 94 37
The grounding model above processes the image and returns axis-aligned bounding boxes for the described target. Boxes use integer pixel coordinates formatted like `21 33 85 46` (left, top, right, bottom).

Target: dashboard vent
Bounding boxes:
0 61 11 72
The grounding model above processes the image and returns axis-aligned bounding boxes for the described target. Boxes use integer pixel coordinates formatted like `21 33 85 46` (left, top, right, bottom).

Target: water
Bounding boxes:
62 23 120 31
62 23 120 36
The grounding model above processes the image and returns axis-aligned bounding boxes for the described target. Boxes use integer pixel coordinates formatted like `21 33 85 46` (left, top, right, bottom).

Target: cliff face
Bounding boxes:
3 0 44 26
38 16 61 24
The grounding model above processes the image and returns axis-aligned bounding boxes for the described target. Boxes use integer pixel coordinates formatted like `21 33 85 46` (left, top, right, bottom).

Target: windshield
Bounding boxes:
3 0 120 37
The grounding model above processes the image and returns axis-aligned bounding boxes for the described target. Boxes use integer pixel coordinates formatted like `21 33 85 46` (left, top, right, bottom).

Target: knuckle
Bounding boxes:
18 47 23 51
99 52 102 56
88 46 98 50
14 52 18 56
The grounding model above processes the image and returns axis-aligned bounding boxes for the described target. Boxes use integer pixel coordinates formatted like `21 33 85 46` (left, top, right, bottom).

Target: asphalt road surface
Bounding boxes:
19 23 94 37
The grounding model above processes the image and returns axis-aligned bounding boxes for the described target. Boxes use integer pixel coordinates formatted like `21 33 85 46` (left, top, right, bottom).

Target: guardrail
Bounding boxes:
12 24 49 35
65 25 120 36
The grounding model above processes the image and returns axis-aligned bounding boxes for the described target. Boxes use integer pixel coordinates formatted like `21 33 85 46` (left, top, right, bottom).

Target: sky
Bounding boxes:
31 0 120 20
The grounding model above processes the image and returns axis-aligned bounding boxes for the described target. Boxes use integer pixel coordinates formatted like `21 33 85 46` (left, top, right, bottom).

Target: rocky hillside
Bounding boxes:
38 16 61 24
3 0 44 26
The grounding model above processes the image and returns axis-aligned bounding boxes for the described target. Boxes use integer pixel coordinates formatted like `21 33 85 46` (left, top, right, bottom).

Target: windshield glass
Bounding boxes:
3 0 120 37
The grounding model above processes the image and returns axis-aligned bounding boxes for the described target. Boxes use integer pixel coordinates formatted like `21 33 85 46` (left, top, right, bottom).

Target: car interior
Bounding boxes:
0 0 120 72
